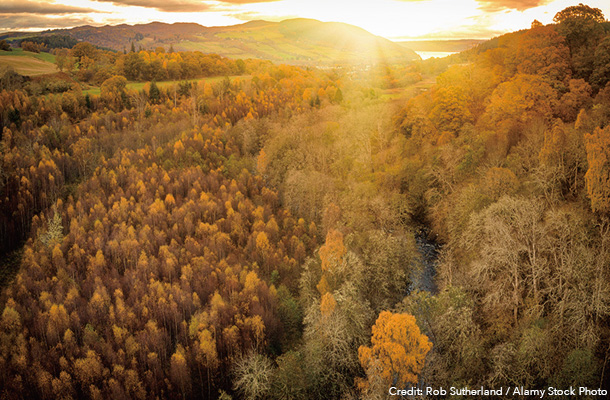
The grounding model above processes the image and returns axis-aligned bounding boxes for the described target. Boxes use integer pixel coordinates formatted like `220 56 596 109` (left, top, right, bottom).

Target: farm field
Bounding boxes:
0 49 57 75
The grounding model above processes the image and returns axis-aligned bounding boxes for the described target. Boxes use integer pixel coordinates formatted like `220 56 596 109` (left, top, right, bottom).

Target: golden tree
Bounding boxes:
358 311 431 389
318 229 346 272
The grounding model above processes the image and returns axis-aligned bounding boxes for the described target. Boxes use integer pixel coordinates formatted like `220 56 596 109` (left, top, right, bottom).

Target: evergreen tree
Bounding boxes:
149 81 160 104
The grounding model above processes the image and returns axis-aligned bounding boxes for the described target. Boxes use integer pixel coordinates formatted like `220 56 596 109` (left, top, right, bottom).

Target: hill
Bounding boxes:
0 49 56 75
44 19 419 64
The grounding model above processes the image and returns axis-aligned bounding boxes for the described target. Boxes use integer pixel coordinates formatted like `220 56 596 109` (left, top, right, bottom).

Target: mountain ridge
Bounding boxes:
44 18 420 64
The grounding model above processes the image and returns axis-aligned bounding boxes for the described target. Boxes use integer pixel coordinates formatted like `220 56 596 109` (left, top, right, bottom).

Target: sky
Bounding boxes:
0 0 608 39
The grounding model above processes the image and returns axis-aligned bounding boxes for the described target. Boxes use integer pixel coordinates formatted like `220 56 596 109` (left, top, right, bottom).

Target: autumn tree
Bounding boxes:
232 351 273 400
358 311 431 391
507 25 571 89
554 4 605 79
318 229 346 272
100 75 128 110
558 79 592 122
429 86 472 134
591 36 610 90
400 288 483 389
462 196 549 331
585 125 610 214
485 74 557 126
71 42 98 66
55 49 75 73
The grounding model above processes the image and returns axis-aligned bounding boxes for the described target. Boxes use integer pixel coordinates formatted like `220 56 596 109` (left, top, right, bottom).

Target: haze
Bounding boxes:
1 0 609 39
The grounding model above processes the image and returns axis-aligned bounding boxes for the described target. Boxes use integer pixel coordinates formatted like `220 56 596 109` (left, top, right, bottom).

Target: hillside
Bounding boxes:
1 3 610 399
0 49 56 75
45 19 419 64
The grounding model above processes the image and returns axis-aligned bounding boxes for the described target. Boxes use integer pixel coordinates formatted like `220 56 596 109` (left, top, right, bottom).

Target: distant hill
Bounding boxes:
40 19 419 65
396 39 484 53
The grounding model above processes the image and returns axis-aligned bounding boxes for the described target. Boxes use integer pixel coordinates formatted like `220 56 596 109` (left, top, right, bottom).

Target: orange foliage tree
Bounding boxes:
358 311 432 389
318 229 346 272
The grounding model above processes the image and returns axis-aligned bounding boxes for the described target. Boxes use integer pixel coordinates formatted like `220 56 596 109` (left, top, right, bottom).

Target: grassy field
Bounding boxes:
0 48 56 63
0 49 57 75
83 75 250 96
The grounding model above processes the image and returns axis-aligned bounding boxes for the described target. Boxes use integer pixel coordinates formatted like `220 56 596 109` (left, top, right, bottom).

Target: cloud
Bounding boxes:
476 0 549 12
0 14 96 30
219 0 280 3
416 25 506 39
229 11 295 22
93 0 213 12
93 0 280 13
0 0 98 15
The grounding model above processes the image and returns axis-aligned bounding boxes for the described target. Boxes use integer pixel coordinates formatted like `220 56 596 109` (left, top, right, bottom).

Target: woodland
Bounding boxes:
0 3 610 399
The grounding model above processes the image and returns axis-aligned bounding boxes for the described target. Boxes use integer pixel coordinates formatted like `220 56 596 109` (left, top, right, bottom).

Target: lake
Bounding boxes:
415 51 458 60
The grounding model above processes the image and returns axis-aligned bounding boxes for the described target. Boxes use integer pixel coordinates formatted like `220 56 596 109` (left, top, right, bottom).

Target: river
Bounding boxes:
409 227 441 295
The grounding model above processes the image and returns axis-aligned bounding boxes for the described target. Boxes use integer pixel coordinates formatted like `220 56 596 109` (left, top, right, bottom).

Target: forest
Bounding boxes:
0 3 609 399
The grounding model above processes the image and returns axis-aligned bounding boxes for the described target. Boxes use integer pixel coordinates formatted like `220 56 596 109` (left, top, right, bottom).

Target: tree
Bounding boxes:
124 52 144 81
463 196 548 330
100 75 128 110
272 351 307 400
0 39 11 51
358 311 432 389
401 288 483 389
71 42 97 67
318 229 346 272
334 87 343 103
585 125 610 214
483 167 519 201
256 149 269 178
55 49 74 72
0 65 23 91
170 345 191 397
21 41 46 53
236 59 246 74
553 3 605 25
39 206 63 247
485 74 557 126
557 79 592 122
232 351 273 400
591 37 610 90
74 350 103 387
553 4 605 79
509 25 571 88
149 81 160 104
429 86 472 134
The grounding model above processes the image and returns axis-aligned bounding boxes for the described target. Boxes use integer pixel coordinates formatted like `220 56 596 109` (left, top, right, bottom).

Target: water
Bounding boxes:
415 51 457 60
409 227 440 294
